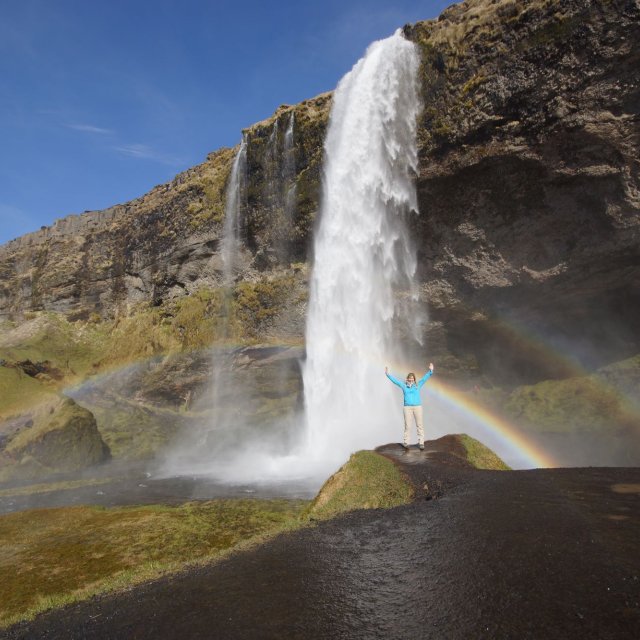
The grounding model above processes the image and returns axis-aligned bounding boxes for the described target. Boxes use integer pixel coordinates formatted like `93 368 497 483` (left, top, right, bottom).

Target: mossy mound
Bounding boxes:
1 396 110 482
504 356 640 434
304 450 414 520
457 434 511 470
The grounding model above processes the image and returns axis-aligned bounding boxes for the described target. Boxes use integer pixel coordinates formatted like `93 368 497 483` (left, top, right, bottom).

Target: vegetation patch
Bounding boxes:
505 375 637 433
168 288 226 350
0 368 55 421
0 314 107 378
0 477 112 498
187 147 236 229
0 498 307 629
103 307 180 364
458 434 511 470
234 275 297 337
304 450 414 520
1 396 110 482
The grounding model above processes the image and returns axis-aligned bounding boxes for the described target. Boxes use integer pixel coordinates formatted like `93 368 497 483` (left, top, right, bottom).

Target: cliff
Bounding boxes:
408 0 640 382
0 94 331 326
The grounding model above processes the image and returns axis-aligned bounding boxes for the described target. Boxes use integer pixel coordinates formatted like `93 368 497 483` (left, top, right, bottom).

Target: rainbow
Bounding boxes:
427 378 558 469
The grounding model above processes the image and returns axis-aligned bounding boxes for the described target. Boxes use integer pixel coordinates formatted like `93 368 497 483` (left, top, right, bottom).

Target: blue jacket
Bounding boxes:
386 370 433 406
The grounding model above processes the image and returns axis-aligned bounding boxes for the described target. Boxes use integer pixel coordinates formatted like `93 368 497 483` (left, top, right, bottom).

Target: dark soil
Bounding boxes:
5 440 640 640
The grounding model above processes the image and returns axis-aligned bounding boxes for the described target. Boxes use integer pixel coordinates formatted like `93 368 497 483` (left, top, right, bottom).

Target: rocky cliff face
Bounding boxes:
0 0 638 384
0 94 330 325
407 0 640 381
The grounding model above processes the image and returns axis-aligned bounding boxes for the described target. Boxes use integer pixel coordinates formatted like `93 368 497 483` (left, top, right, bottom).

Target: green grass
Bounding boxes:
0 368 57 419
0 477 112 498
0 313 108 378
0 499 307 629
505 375 635 433
304 450 414 520
458 434 511 470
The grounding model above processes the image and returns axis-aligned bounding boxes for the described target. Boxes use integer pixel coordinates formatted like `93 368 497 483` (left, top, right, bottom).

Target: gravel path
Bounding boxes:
5 443 640 639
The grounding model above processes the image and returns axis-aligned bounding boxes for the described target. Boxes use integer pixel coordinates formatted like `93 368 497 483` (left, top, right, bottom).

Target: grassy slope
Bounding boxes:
504 355 640 434
0 499 306 629
0 368 55 418
458 434 511 470
305 451 415 521
0 274 305 421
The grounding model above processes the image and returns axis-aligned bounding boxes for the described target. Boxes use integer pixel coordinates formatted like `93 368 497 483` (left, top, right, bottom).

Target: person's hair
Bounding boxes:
406 372 416 381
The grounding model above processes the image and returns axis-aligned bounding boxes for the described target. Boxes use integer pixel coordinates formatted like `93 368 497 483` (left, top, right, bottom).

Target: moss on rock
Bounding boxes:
458 434 511 470
2 397 110 482
304 450 414 520
504 372 638 434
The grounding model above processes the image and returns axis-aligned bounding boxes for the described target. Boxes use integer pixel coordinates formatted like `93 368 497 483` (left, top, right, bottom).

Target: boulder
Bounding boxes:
1 396 110 482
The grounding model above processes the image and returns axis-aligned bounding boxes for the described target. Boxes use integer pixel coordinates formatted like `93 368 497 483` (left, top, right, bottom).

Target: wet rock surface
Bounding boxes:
0 467 315 516
6 442 639 639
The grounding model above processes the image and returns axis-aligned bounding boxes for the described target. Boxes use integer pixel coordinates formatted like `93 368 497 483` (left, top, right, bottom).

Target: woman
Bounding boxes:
385 363 434 451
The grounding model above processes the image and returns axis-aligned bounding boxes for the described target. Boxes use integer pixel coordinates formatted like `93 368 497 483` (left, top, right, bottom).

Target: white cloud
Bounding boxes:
66 123 113 135
113 143 183 167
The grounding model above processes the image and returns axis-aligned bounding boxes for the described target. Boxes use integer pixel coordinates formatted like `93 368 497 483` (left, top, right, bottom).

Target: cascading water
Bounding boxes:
221 136 248 287
282 111 296 228
158 138 250 475
263 111 296 261
161 30 423 485
209 136 248 440
301 29 423 472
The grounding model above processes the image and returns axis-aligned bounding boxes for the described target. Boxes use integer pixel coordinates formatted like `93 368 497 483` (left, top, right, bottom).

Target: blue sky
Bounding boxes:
0 0 453 245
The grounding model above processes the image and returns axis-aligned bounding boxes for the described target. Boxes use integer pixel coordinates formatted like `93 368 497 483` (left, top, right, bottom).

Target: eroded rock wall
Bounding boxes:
0 94 330 323
406 0 640 380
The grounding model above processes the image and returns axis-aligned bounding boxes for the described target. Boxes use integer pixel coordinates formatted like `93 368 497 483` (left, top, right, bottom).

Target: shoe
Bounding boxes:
402 443 410 451
419 444 424 451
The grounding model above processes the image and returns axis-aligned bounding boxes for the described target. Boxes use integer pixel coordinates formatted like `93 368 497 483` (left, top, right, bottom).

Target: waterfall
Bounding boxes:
283 111 296 229
263 111 296 262
221 136 247 286
207 137 248 456
161 31 422 486
301 30 422 469
265 119 280 219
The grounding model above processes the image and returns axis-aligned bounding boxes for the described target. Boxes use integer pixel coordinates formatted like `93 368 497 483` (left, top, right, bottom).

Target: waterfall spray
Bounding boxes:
301 30 422 470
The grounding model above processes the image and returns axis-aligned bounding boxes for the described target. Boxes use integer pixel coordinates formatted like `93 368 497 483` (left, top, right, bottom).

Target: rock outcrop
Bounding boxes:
66 345 304 460
0 396 110 482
